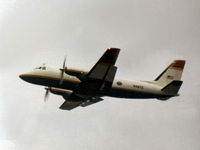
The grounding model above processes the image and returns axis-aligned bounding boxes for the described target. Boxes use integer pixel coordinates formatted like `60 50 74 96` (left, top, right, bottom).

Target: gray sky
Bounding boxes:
0 0 200 149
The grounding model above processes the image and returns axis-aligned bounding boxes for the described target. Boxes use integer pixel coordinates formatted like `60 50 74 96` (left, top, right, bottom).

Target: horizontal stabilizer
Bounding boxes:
161 80 183 95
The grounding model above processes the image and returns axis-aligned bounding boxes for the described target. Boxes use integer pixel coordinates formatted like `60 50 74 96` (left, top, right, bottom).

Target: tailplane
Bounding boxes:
161 80 183 95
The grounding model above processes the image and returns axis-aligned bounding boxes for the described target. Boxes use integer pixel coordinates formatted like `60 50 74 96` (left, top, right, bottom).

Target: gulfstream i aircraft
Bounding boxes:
19 48 186 110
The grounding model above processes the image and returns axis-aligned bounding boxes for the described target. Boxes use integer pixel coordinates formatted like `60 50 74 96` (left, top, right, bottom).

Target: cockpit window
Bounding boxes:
35 67 42 69
35 66 46 70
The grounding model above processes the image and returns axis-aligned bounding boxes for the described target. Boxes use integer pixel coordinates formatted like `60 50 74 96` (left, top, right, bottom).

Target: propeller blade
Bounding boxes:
63 56 66 69
59 56 67 85
44 87 50 102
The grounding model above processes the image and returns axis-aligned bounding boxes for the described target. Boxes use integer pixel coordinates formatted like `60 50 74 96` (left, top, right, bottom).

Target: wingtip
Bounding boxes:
107 47 120 51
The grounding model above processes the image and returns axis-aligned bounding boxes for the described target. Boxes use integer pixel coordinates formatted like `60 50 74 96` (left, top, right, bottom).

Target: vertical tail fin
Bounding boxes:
155 60 186 87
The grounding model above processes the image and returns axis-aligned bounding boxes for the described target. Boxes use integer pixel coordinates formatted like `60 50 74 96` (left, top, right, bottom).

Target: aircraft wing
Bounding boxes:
80 97 103 107
59 94 103 110
59 101 82 110
74 48 120 96
59 48 119 110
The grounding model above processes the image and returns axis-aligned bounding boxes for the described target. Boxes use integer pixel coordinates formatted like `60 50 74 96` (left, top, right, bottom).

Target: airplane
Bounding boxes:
19 48 186 110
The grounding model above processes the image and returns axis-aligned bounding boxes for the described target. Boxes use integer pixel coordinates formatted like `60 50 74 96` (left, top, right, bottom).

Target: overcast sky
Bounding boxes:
0 0 200 150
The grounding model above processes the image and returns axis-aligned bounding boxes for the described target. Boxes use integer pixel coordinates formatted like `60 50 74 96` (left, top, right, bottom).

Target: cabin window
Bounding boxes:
41 66 46 70
117 81 122 86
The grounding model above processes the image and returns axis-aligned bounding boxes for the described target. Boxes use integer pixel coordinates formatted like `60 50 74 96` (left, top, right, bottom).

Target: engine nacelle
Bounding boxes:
65 69 87 80
50 88 72 98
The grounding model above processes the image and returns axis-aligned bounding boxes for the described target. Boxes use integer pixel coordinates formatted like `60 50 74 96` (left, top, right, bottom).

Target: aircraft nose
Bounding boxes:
19 74 30 82
19 74 25 80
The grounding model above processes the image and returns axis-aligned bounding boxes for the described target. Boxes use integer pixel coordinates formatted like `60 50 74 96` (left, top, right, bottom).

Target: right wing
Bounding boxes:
54 48 120 110
74 48 120 96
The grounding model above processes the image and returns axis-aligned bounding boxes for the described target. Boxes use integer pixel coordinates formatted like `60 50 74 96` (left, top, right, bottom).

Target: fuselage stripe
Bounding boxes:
20 74 161 97
20 74 80 84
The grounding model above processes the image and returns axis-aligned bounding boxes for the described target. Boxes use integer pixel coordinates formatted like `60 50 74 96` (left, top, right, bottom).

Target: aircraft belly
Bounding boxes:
108 88 158 99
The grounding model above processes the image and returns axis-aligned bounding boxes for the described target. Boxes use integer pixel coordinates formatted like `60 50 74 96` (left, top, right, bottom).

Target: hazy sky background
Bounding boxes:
0 0 200 149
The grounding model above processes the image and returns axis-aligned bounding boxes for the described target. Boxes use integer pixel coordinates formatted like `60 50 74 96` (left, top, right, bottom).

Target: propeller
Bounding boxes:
44 87 50 102
59 56 67 85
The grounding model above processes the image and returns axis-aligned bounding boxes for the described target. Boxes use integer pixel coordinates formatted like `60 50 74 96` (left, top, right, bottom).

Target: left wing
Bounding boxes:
50 88 104 110
80 97 103 107
59 101 82 110
59 94 103 110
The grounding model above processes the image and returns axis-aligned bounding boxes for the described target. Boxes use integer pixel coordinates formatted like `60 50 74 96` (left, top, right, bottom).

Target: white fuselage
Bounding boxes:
20 67 168 99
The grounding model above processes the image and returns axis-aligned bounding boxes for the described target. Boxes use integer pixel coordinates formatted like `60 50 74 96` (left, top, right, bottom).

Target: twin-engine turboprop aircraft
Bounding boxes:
19 48 185 110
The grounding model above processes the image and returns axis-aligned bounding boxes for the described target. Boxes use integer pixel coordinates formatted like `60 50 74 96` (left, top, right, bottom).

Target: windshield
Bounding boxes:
35 66 46 70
